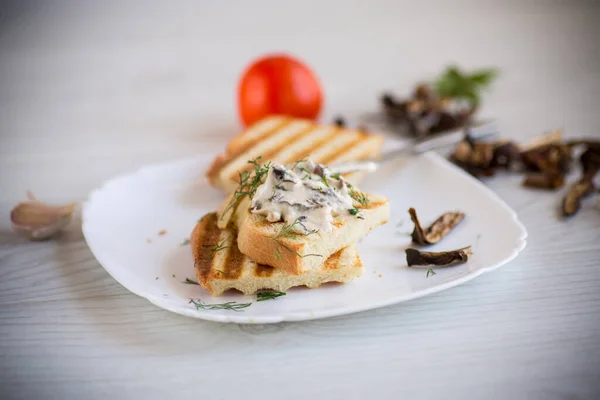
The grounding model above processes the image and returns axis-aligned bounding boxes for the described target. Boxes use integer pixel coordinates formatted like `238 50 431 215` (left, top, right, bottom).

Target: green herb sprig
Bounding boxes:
221 156 272 219
266 217 322 263
434 66 498 106
426 268 436 278
350 188 370 206
257 291 286 301
183 278 200 285
292 157 308 170
203 239 231 258
180 238 190 246
189 299 251 312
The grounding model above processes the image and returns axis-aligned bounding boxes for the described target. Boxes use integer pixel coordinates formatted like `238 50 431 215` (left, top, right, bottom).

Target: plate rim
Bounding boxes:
82 151 527 324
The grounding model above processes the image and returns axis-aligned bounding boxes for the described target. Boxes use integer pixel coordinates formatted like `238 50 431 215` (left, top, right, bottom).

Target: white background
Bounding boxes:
1 1 599 399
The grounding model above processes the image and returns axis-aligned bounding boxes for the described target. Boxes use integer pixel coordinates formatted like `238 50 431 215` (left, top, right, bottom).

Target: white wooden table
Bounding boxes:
1 1 600 399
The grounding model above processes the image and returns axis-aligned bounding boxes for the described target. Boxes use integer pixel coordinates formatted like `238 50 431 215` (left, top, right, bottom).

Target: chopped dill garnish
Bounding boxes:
257 291 286 301
182 278 200 285
221 156 272 219
426 268 436 278
203 239 231 258
348 207 360 216
189 299 251 312
321 175 330 187
330 172 341 179
292 157 308 170
266 217 321 262
180 238 190 246
350 188 370 206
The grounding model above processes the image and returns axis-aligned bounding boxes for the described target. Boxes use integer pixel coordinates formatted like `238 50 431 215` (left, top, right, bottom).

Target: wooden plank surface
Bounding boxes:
1 1 599 399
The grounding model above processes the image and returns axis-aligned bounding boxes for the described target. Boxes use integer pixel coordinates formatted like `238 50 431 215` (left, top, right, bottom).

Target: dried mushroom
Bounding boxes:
333 117 346 128
520 130 572 176
562 180 595 217
380 66 497 138
406 246 472 267
409 208 465 245
450 135 518 177
522 173 564 190
580 148 600 178
562 147 600 217
11 192 78 240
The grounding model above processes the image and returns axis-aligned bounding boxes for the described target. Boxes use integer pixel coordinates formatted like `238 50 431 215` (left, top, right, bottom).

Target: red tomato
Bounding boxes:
237 54 323 126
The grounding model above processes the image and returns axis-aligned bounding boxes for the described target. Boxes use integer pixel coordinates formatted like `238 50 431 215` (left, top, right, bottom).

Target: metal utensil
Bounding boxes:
328 120 498 175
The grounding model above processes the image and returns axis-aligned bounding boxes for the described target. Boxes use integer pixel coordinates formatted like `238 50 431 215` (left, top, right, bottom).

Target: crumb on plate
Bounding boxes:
158 229 167 236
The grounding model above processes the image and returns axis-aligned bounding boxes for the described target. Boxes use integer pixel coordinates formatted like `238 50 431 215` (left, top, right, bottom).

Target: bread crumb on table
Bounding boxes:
146 238 152 243
378 274 382 278
158 229 167 236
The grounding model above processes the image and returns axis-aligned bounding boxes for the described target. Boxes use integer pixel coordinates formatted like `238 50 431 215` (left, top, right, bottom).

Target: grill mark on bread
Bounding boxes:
360 199 387 210
354 254 363 268
227 117 289 155
229 124 317 179
195 213 222 279
323 250 342 270
280 128 340 164
254 263 276 277
220 119 290 172
220 236 244 280
320 135 364 165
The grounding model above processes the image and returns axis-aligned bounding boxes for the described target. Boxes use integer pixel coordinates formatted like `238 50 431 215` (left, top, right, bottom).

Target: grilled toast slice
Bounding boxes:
192 213 363 296
206 115 384 193
219 192 389 275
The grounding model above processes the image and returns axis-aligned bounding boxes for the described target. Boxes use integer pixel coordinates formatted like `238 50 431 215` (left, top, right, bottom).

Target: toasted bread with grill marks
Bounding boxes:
191 213 363 296
219 192 389 275
206 115 384 193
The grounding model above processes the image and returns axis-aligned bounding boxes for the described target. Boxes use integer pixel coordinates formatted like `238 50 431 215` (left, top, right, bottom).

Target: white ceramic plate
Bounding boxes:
82 152 527 324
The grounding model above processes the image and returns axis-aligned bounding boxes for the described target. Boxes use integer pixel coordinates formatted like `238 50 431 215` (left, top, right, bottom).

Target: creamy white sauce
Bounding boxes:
250 159 357 233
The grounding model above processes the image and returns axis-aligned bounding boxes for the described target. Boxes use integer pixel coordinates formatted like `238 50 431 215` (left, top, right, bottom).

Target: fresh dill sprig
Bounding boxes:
183 278 200 285
350 188 370 206
257 291 286 301
292 157 308 170
348 208 360 216
266 217 322 262
221 156 272 219
321 175 330 187
189 299 251 312
426 268 436 278
330 172 341 179
203 239 231 258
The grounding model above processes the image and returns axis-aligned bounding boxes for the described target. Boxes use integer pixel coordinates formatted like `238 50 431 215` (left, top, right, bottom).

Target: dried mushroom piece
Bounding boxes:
408 208 465 245
406 246 472 267
520 130 572 175
580 148 600 178
562 147 600 217
11 192 78 240
522 173 564 190
562 180 595 217
450 135 518 177
566 139 600 151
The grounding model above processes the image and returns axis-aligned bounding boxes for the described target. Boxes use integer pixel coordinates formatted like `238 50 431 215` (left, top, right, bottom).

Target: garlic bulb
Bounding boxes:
10 192 78 240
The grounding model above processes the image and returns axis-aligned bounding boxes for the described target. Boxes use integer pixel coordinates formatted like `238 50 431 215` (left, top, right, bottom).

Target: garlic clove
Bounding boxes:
11 194 78 240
